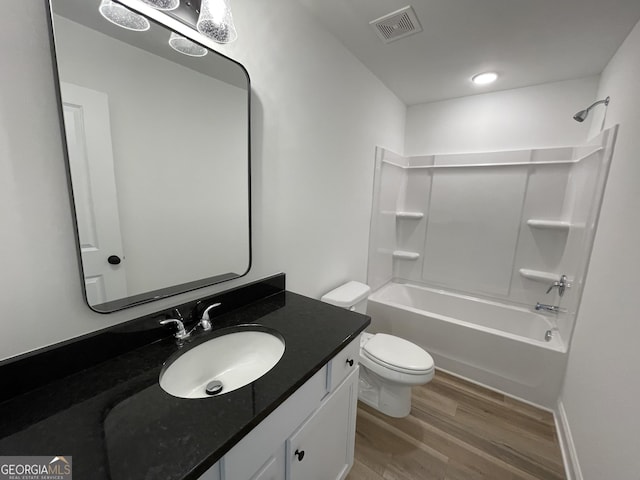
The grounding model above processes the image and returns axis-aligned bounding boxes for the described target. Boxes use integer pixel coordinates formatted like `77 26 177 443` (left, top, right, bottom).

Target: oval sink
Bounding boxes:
159 328 285 399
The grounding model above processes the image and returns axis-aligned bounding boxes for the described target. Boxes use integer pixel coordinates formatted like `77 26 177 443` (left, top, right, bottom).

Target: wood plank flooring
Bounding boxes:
346 370 566 480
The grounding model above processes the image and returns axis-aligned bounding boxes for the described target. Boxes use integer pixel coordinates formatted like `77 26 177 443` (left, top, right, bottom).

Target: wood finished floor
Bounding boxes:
346 370 566 480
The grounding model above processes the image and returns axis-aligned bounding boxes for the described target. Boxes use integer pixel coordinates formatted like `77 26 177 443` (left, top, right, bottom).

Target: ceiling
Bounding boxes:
297 0 640 105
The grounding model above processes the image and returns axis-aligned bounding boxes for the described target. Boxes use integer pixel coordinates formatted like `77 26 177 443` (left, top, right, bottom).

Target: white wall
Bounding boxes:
560 19 640 480
0 1 405 361
405 77 599 156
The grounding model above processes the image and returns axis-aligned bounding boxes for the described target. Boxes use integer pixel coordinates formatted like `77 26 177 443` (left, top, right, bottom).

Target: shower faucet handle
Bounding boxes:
546 275 570 297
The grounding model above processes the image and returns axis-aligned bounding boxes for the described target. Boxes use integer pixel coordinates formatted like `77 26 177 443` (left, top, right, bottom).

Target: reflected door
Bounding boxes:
61 82 127 304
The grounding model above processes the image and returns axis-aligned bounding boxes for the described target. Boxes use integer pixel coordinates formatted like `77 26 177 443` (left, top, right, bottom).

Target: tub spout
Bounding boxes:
535 302 566 314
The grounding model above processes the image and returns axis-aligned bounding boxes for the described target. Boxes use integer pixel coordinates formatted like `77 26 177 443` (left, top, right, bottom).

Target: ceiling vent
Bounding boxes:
370 6 422 44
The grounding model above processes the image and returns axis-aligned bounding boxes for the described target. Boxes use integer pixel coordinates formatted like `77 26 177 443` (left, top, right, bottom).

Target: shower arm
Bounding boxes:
584 97 610 115
573 96 610 122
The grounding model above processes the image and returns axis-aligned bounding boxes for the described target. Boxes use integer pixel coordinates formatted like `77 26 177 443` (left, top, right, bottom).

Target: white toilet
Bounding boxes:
321 281 434 418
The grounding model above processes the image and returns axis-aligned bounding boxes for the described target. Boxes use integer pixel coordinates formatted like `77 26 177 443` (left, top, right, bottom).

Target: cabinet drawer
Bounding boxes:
222 365 326 480
327 335 360 392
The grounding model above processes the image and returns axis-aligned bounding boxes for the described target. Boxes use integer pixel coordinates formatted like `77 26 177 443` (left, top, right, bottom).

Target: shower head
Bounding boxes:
573 96 610 122
573 109 589 123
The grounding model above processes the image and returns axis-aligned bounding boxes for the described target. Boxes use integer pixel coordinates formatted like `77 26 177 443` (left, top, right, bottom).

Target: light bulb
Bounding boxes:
197 0 237 44
99 0 150 31
140 0 179 11
169 32 208 57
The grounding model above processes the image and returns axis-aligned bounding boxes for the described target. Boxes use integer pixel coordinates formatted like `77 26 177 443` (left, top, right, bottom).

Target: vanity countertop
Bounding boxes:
0 286 369 479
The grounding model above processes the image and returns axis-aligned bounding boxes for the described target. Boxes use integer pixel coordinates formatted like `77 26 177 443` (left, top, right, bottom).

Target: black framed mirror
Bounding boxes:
47 0 251 313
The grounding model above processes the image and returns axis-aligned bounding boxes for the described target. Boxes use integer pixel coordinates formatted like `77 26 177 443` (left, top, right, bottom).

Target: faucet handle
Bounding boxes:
201 302 222 320
160 318 189 339
199 303 221 331
546 274 570 296
545 282 561 294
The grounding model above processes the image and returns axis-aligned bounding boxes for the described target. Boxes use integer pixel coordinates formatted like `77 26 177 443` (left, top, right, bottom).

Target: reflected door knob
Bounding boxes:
108 255 122 265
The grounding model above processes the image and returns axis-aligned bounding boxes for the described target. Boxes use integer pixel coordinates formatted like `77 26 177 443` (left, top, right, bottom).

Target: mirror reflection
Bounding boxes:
49 0 250 313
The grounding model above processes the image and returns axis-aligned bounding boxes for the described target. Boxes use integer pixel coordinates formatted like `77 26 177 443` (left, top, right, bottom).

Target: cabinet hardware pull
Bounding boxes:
294 449 305 461
346 358 354 367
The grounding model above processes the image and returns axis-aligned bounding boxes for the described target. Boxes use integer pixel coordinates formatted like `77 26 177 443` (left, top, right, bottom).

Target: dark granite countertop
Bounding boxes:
0 284 369 479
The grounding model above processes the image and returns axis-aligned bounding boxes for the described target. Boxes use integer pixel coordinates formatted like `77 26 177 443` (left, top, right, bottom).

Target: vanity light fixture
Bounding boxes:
140 0 180 10
471 72 498 85
197 0 237 44
168 32 208 57
98 0 150 31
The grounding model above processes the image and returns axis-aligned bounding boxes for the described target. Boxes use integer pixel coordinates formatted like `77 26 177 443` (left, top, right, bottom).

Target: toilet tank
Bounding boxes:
321 281 371 314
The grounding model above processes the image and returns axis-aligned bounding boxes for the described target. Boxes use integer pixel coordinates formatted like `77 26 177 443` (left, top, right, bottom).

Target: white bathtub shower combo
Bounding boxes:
365 127 617 408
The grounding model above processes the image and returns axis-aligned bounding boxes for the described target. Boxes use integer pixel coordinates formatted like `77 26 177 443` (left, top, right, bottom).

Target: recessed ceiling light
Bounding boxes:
471 72 498 85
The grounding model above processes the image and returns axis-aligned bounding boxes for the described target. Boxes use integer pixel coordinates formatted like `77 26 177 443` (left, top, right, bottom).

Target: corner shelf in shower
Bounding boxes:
519 269 562 283
395 211 424 219
527 219 571 230
393 250 420 260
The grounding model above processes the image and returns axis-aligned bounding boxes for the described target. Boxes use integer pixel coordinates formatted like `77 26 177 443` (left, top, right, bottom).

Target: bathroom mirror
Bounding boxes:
48 0 250 313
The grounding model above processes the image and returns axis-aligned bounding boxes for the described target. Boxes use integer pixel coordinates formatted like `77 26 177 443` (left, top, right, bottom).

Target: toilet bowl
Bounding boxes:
321 281 435 418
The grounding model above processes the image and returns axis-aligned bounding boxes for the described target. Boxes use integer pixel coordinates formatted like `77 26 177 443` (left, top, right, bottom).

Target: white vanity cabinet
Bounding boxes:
198 335 360 480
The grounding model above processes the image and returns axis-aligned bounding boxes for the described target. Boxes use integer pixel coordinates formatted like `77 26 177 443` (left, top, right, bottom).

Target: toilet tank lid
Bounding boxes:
321 281 371 308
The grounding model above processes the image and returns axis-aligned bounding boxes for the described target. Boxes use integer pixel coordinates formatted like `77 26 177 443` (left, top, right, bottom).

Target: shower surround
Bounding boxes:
366 127 616 407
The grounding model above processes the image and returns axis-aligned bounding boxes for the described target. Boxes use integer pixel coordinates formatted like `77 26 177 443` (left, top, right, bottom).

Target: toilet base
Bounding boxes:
357 367 413 418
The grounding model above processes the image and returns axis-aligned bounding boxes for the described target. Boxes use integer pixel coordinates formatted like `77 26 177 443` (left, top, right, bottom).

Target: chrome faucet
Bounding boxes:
199 303 222 331
546 274 570 297
160 309 190 340
535 302 566 314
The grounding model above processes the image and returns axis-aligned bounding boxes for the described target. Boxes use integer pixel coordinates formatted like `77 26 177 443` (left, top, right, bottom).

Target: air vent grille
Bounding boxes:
370 6 422 44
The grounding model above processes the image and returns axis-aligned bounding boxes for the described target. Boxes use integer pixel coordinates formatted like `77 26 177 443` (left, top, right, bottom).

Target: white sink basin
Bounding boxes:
159 328 285 399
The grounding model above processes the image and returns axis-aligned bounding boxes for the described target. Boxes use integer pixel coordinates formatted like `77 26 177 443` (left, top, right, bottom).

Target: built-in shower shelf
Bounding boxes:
395 211 424 219
393 250 420 260
527 219 571 230
519 269 562 283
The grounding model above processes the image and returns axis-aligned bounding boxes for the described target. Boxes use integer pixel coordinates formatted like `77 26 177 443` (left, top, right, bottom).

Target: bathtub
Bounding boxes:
367 282 568 408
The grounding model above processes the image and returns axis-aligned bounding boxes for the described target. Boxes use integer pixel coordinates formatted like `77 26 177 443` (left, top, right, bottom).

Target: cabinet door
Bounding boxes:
222 367 326 480
287 367 358 480
198 462 221 480
250 444 285 480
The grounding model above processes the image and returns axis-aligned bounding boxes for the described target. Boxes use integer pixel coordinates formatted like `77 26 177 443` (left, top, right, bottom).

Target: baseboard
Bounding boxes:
555 400 583 480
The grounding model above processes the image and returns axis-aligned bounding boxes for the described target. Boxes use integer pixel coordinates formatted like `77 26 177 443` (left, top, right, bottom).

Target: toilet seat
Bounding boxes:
362 333 434 375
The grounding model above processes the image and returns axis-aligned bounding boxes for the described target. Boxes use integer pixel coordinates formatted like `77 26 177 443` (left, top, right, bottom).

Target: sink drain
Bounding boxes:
205 380 224 396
